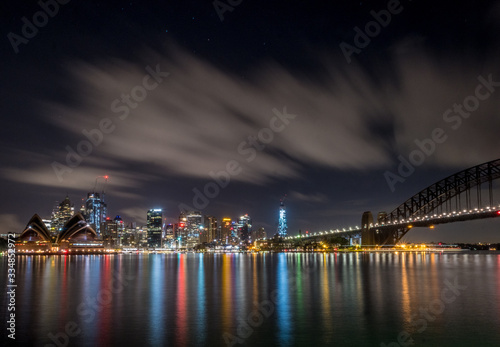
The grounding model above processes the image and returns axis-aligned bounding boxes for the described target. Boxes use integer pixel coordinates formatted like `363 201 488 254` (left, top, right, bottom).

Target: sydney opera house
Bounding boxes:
16 213 104 253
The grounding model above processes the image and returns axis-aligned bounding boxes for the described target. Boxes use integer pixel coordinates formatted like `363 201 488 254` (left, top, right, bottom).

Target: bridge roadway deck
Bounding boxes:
276 209 500 244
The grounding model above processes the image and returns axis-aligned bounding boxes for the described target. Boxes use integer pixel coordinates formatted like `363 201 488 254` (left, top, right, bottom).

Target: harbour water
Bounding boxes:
2 251 500 346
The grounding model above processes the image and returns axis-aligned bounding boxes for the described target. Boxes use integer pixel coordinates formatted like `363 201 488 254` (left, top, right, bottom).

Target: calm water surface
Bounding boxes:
2 252 500 346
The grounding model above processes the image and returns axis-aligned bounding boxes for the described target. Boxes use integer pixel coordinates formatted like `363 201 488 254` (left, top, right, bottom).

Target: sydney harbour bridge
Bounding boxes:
283 158 500 246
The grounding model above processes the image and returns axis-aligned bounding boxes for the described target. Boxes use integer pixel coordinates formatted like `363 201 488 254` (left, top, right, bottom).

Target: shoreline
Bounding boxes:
3 249 499 256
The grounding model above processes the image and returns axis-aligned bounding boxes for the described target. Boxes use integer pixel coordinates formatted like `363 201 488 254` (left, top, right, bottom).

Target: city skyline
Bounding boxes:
24 190 269 232
1 1 500 243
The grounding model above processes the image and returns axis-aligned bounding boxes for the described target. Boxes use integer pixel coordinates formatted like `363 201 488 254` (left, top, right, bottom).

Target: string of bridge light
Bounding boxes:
264 205 500 241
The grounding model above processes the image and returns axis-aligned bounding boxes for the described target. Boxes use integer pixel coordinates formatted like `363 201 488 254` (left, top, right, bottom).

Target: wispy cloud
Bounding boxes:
4 41 500 190
39 46 394 185
289 191 328 203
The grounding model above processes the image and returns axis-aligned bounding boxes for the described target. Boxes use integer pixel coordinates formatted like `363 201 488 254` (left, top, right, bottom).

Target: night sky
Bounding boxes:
1 0 500 242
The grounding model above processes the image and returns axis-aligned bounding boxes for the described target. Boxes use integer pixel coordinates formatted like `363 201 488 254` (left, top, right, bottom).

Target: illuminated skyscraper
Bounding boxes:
178 211 202 248
102 217 118 248
238 214 252 243
84 192 107 235
164 223 174 248
220 217 232 244
178 212 187 238
186 211 203 237
202 216 217 243
51 195 75 235
114 215 125 246
147 209 163 248
252 227 266 241
277 196 287 237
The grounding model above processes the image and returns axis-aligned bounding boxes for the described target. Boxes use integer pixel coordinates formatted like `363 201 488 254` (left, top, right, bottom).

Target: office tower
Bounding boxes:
172 223 184 248
220 217 232 244
147 209 163 248
163 223 174 247
51 195 75 235
173 223 182 238
216 224 222 241
102 217 118 248
137 226 148 248
202 216 217 243
186 211 202 235
122 224 136 247
252 227 266 241
238 214 252 243
84 192 107 235
165 223 174 239
178 212 187 237
114 215 125 246
229 220 237 244
177 211 203 248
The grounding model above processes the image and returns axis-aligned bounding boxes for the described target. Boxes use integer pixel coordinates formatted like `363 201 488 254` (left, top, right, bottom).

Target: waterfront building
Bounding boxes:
177 211 203 248
163 223 174 247
202 216 217 243
84 193 107 235
238 214 252 243
147 209 163 248
16 213 103 252
114 215 125 246
252 226 266 241
102 217 119 248
121 225 136 247
186 211 202 248
220 217 232 244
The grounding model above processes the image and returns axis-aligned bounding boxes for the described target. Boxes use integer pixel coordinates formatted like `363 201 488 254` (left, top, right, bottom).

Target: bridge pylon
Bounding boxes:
361 211 374 246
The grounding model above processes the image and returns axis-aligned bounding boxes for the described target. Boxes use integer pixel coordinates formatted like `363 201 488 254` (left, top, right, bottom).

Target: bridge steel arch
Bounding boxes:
362 159 500 246
385 159 500 224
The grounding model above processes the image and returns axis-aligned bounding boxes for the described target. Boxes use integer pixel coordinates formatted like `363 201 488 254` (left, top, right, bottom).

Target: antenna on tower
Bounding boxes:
280 194 287 205
93 175 109 195
102 175 108 202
